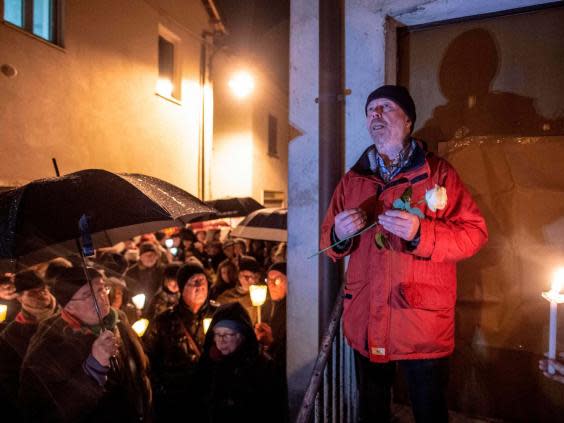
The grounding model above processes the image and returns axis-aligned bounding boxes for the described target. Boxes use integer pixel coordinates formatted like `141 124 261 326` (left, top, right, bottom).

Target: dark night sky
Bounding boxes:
214 0 290 90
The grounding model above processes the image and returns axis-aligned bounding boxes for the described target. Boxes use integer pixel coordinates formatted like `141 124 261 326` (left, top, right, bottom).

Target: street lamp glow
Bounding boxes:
228 71 255 99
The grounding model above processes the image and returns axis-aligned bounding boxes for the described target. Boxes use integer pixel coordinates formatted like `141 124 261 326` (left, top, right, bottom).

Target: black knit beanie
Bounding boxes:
267 261 286 276
238 256 261 274
364 85 416 129
176 262 207 293
14 270 45 293
52 266 103 307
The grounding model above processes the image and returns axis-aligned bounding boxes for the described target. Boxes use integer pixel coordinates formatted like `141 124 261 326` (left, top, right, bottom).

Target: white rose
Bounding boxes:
425 185 447 212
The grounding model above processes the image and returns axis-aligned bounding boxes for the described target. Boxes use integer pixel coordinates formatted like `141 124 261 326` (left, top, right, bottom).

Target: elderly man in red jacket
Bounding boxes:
321 85 488 423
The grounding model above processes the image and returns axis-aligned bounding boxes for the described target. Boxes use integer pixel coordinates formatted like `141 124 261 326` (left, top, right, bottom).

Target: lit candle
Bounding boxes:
203 317 212 334
132 293 146 310
132 318 149 337
0 304 7 323
542 268 564 374
249 284 268 324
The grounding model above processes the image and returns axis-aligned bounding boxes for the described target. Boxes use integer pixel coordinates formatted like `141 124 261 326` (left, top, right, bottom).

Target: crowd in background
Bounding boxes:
0 225 288 422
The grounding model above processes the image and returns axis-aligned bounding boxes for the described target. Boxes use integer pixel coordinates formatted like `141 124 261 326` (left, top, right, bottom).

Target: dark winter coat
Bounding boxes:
0 315 41 420
142 300 216 418
19 309 152 422
195 302 286 423
263 297 287 371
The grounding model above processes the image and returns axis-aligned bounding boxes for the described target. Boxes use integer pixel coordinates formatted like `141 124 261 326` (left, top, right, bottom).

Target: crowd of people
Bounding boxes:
0 226 288 422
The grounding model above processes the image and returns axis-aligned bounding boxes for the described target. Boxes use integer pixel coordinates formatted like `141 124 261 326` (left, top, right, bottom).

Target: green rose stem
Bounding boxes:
308 221 378 259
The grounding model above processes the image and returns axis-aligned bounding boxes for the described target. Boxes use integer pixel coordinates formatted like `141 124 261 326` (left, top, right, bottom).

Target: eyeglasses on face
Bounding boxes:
265 277 283 286
69 285 109 302
213 332 238 341
239 273 257 281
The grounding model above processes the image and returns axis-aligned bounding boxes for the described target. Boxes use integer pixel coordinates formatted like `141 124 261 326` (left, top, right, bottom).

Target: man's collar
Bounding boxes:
351 138 427 176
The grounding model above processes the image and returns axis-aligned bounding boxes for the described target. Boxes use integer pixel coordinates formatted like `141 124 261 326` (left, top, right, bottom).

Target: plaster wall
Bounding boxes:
0 0 209 195
287 0 320 413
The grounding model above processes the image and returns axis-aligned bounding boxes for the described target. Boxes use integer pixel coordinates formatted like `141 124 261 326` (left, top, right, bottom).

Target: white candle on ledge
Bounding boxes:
542 268 564 375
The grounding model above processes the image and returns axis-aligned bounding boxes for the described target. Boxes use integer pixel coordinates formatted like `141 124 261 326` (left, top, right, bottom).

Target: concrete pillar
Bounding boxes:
287 0 320 415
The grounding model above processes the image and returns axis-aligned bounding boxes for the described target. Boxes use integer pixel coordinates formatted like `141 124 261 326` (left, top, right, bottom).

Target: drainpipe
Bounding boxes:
318 0 344 339
199 0 227 200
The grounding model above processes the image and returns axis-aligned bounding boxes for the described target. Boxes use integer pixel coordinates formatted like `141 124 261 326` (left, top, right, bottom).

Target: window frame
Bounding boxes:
156 24 182 102
2 0 63 46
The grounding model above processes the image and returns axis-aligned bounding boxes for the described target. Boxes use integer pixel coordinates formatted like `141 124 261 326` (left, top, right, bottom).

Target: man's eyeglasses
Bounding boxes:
69 286 109 302
239 273 257 281
213 332 238 341
265 277 283 286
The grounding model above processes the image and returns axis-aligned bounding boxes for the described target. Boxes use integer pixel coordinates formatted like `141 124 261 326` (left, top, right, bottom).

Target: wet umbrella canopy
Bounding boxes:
230 207 287 242
191 196 264 221
0 169 215 271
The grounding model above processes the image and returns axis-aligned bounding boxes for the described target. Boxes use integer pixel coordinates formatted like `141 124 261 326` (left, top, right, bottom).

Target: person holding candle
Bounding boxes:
320 85 488 422
18 265 152 422
0 270 59 420
142 261 216 421
216 255 270 325
0 273 19 329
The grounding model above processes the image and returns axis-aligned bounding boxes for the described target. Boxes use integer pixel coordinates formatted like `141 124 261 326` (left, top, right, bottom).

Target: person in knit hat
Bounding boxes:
143 261 217 421
320 84 487 422
194 302 286 423
216 255 270 326
255 262 287 369
19 266 152 422
0 270 59 420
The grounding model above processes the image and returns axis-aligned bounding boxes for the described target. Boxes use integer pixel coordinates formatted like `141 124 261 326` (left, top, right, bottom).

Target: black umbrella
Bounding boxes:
0 169 215 271
230 207 287 242
192 196 264 221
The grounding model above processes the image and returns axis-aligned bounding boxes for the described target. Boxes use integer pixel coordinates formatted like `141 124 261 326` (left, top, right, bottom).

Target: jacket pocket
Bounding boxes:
399 282 455 311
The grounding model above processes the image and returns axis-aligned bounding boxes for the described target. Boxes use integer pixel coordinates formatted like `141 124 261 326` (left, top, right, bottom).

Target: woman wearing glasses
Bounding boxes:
195 302 287 423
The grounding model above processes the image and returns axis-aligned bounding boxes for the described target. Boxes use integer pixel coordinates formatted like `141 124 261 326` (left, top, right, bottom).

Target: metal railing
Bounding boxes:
296 288 358 423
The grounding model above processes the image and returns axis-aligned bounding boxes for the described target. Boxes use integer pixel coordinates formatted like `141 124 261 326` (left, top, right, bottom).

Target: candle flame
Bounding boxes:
132 293 146 310
132 318 149 337
551 268 564 294
203 317 212 334
249 284 268 306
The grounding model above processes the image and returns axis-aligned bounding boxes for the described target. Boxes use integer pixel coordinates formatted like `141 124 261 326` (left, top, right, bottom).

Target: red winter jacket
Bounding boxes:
320 142 488 363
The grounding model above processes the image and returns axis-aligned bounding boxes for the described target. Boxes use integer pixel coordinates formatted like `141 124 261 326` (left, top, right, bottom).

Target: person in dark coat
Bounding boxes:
256 262 287 370
145 262 181 320
124 242 165 313
0 270 59 420
19 266 152 422
142 262 216 421
216 256 270 325
195 302 286 423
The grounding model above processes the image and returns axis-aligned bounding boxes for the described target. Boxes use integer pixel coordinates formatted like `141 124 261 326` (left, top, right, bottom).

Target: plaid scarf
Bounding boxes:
368 139 416 182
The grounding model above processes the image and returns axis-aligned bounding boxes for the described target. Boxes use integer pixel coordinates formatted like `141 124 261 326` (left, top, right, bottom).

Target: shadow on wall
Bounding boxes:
414 28 564 153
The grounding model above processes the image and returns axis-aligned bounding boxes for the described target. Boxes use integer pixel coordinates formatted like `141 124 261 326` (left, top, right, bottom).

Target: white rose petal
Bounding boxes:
425 185 448 212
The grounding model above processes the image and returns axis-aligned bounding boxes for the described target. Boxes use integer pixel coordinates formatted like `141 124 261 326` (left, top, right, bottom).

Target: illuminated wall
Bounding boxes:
211 52 289 204
0 0 211 196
